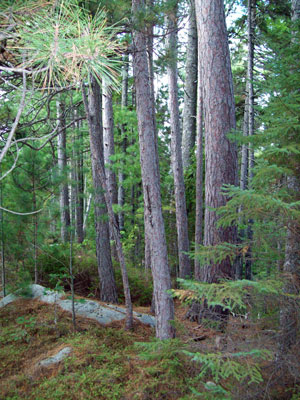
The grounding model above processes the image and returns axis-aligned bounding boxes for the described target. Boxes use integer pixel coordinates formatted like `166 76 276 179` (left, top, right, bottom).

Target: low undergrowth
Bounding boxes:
1 297 299 399
0 299 198 400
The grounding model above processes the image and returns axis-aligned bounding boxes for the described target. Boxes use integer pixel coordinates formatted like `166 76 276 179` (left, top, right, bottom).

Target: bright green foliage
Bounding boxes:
190 242 241 267
14 0 123 88
136 338 186 363
173 278 282 314
136 339 271 400
184 349 270 384
218 185 300 227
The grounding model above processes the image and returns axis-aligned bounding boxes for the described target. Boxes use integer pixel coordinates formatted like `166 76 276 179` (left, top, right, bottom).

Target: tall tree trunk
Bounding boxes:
70 135 77 233
70 105 83 243
32 165 38 284
75 119 84 244
132 0 175 339
146 0 157 312
84 77 118 304
194 49 204 280
49 154 57 235
0 174 5 297
57 100 70 243
166 3 191 279
82 79 133 330
69 189 76 331
196 0 238 283
103 80 118 259
103 80 118 206
238 0 256 280
182 0 198 171
244 0 256 280
118 57 129 233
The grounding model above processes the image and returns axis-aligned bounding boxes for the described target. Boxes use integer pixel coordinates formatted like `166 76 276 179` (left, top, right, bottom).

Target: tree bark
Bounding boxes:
194 47 204 280
83 192 92 236
238 0 256 280
196 0 238 283
1 172 6 297
244 0 256 280
75 122 84 244
57 100 70 243
166 4 192 279
132 0 175 339
182 0 198 171
72 108 84 244
118 57 129 233
103 80 118 259
103 80 118 206
32 166 38 284
84 77 118 304
82 78 133 330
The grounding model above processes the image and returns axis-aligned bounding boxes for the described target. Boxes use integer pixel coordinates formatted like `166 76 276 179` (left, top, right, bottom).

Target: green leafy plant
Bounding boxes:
9 315 36 343
172 278 282 315
135 339 271 399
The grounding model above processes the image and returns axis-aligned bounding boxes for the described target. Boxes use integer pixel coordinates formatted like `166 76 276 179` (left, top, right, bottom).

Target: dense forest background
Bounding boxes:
0 0 299 398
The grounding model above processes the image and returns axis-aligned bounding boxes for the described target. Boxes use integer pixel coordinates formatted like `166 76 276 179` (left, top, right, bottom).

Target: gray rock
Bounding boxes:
0 284 156 327
105 304 156 327
0 293 17 308
31 284 64 304
0 284 64 308
39 347 72 367
134 313 156 327
105 304 127 314
58 299 125 325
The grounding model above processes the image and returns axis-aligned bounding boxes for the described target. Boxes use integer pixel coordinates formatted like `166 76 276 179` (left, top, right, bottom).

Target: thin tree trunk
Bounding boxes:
69 201 76 331
57 100 70 243
83 193 92 236
49 157 57 235
118 57 129 232
132 0 175 339
0 175 5 297
182 0 198 171
32 162 38 284
82 79 133 330
103 80 118 259
196 0 238 284
146 2 155 312
237 0 256 280
166 4 191 279
244 0 256 280
70 136 77 232
70 106 82 242
84 77 118 304
103 80 118 205
75 121 84 243
194 49 204 280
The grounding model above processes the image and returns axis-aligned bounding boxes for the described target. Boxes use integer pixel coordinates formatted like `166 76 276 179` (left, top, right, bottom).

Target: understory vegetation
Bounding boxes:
0 291 299 400
0 0 300 398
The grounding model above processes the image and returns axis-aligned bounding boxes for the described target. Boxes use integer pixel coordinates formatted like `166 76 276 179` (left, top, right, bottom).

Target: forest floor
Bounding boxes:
0 294 299 400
